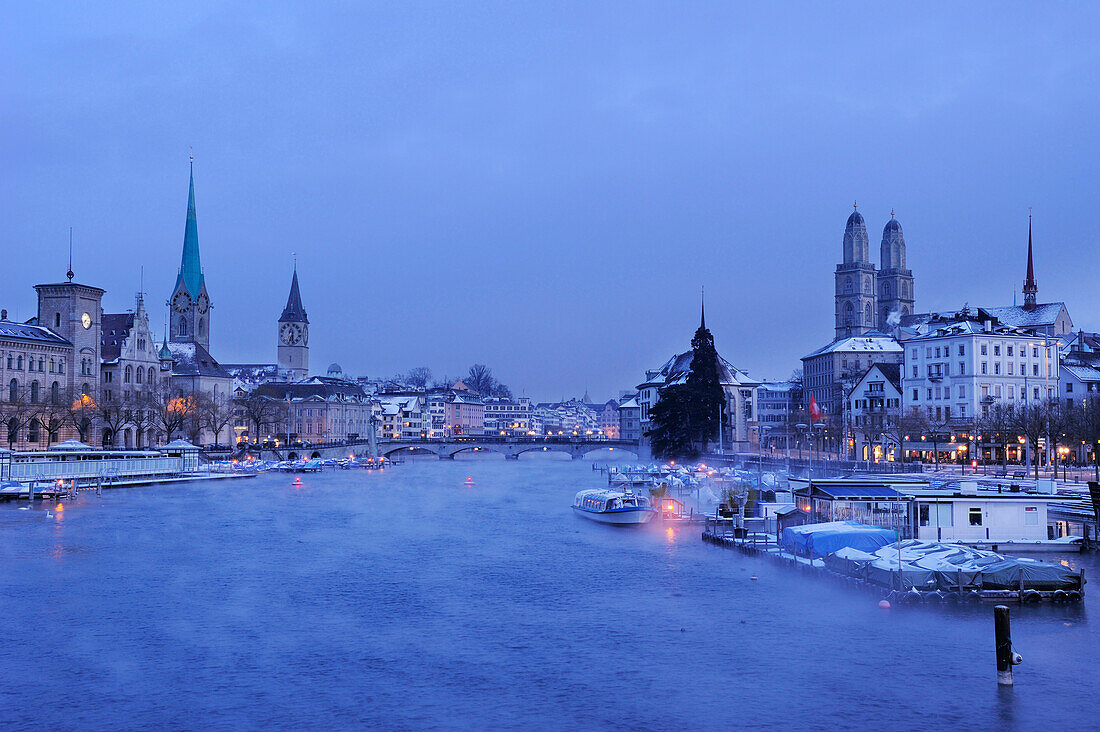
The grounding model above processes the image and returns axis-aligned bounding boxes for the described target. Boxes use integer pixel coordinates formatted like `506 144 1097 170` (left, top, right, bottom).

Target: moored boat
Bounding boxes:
572 489 656 525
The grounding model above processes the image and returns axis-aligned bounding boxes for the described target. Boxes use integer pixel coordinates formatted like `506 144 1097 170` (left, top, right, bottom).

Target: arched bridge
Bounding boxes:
238 437 640 462
379 438 640 460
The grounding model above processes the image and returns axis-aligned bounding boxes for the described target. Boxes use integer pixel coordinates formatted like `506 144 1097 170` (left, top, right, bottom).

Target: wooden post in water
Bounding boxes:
994 605 1016 686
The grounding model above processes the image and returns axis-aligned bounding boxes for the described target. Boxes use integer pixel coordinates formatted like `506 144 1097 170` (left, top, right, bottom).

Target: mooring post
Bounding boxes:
994 605 1018 686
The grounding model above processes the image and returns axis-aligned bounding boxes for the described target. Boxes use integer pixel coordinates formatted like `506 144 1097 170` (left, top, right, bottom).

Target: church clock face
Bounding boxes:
196 293 209 314
280 322 304 346
172 291 192 312
81 312 91 329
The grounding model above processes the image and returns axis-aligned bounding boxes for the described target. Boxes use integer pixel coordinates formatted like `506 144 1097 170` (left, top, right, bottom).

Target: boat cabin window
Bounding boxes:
968 507 983 526
1024 506 1038 525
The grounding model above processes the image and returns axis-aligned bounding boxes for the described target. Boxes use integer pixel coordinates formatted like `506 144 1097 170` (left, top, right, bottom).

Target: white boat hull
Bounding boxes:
572 505 656 525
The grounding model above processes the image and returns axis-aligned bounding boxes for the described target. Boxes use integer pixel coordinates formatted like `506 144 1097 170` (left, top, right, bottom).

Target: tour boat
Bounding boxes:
572 489 656 525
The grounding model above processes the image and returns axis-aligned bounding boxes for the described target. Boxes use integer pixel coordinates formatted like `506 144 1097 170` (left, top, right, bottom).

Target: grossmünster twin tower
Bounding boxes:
834 203 915 339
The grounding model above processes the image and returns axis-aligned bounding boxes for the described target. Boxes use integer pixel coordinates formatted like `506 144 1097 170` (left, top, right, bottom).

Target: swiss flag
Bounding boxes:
809 394 821 423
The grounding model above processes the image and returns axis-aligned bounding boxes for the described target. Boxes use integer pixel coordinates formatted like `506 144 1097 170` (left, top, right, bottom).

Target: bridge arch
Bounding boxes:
574 445 639 459
382 444 440 458
287 451 299 460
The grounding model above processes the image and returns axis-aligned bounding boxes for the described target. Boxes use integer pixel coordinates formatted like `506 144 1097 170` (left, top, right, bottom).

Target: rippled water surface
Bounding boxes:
0 455 1097 730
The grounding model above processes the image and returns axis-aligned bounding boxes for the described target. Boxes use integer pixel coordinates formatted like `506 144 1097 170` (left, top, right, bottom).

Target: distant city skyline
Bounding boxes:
3 3 1098 401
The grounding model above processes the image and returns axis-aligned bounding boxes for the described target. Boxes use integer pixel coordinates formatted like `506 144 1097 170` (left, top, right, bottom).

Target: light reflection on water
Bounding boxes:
0 453 1096 731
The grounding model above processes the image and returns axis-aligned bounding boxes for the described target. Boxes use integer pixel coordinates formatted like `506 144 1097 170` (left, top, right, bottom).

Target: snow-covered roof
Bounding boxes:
637 350 759 390
984 303 1068 328
166 341 231 378
618 396 639 409
0 319 71 347
1063 364 1100 383
803 332 902 358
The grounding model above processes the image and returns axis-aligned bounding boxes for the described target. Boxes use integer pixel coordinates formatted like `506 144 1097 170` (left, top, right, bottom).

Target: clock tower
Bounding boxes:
277 267 309 381
168 162 212 350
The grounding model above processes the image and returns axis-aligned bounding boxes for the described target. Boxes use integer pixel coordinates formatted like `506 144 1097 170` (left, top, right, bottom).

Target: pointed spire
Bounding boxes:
700 285 706 331
176 159 204 297
280 266 309 323
1023 209 1038 310
66 227 74 282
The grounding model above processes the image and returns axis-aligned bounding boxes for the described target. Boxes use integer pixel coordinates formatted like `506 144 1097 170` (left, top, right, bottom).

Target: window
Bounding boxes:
969 508 983 526
124 366 132 383
1008 363 1013 375
981 362 987 375
959 345 965 356
958 385 966 399
994 345 1000 356
1033 364 1039 376
981 344 988 355
919 503 953 527
1024 507 1038 526
913 389 919 401
994 363 1000 375
935 347 941 358
30 381 38 403
912 366 918 378
959 362 965 375
50 382 59 404
1067 383 1074 393
1007 345 1014 356
54 313 61 327
1032 347 1038 358
927 388 933 400
926 348 933 358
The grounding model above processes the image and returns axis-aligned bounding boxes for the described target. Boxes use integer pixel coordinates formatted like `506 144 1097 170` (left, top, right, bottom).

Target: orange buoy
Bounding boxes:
55 502 64 512
878 600 891 609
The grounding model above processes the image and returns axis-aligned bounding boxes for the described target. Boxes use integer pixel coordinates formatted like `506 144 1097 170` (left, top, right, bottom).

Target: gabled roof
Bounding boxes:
638 350 759 390
166 341 230 378
803 332 902 359
100 313 136 362
254 376 367 402
983 303 1069 329
872 362 902 391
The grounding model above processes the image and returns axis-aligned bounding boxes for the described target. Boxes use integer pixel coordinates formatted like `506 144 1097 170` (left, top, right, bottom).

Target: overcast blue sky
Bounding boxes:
3 2 1097 400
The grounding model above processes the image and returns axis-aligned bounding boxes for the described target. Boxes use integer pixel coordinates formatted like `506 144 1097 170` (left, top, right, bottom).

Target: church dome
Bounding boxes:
327 362 342 375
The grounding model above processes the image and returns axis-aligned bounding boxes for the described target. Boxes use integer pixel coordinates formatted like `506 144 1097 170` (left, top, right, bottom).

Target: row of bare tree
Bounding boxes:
873 398 1100 477
0 383 243 449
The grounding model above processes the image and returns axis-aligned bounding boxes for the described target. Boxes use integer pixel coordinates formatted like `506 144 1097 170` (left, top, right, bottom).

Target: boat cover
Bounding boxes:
782 521 898 558
977 558 1082 590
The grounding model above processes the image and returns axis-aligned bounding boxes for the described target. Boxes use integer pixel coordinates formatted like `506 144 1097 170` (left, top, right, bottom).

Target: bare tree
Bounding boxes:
235 391 285 443
200 391 235 447
0 387 41 449
1015 401 1047 479
98 391 130 447
130 393 160 448
151 385 195 443
405 367 432 389
881 407 928 464
465 364 494 396
978 400 1018 473
65 388 97 445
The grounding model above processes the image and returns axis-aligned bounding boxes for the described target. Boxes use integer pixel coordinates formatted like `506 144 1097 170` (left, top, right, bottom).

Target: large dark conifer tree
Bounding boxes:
647 300 726 459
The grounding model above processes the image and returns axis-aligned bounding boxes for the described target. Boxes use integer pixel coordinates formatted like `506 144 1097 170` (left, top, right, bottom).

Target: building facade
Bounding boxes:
900 311 1059 427
848 363 903 461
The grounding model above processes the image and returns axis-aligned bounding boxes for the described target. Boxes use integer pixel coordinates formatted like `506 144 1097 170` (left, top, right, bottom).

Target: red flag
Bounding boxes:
809 394 821 423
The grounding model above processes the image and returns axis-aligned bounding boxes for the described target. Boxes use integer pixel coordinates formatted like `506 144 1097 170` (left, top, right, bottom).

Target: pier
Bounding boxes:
702 517 1086 605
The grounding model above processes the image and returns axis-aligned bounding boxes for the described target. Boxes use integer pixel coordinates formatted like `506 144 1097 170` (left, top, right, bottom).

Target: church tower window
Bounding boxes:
178 317 188 337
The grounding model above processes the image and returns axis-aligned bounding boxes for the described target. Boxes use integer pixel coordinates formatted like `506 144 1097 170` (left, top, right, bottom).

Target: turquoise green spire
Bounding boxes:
176 162 204 297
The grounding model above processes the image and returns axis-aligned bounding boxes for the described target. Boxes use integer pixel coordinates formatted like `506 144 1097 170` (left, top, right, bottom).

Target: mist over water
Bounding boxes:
0 455 1097 730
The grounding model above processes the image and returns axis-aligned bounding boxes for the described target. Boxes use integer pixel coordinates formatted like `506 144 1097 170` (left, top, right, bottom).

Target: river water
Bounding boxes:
0 454 1097 731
